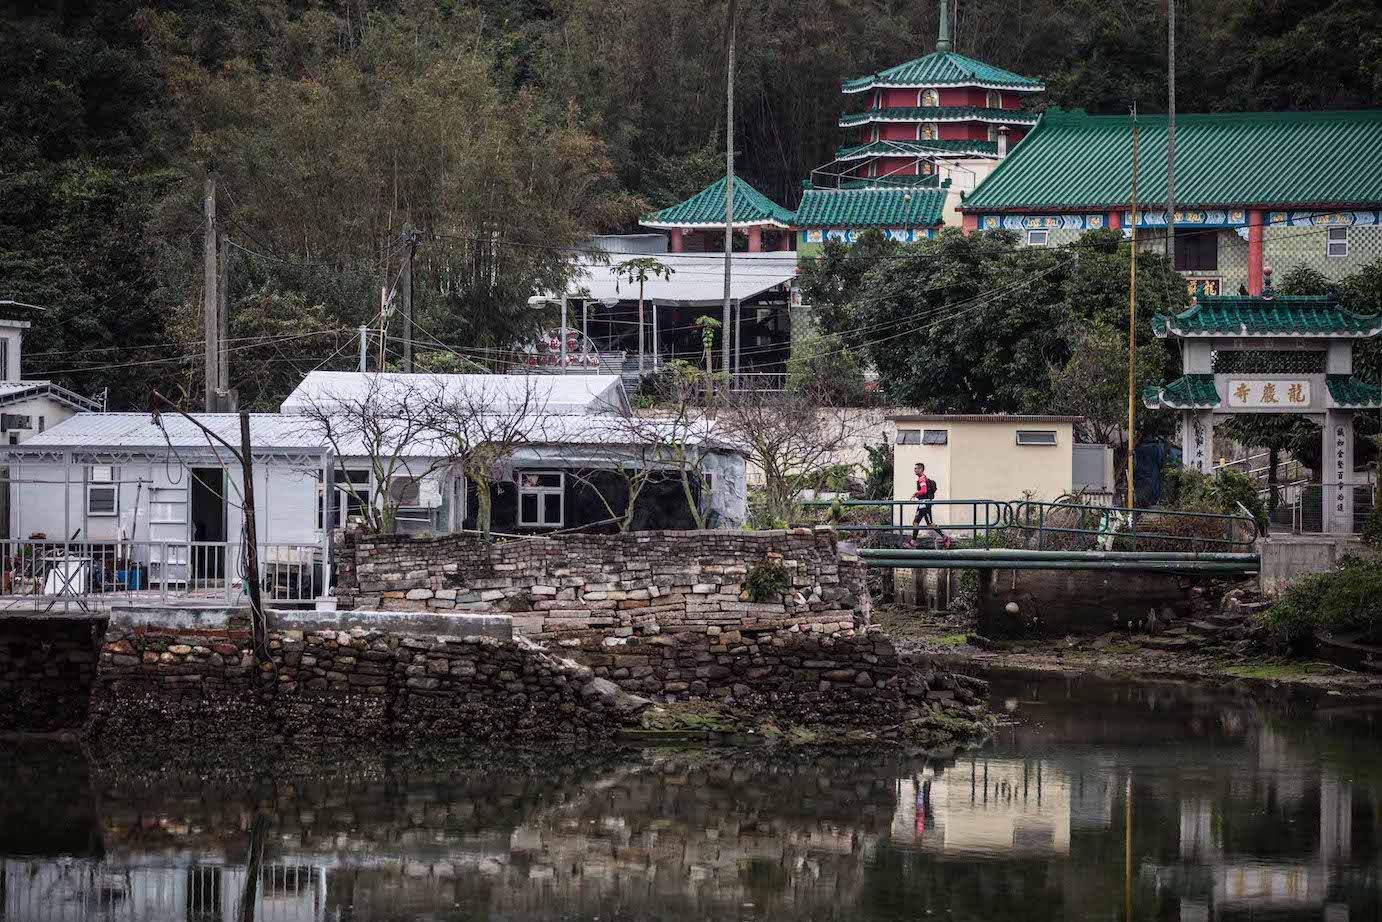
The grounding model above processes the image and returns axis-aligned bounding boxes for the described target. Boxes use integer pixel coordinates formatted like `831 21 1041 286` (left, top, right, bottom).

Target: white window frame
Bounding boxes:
896 429 922 445
922 429 949 445
1327 226 1348 258
1026 229 1050 247
987 90 1002 108
517 471 564 528
87 465 118 517
1016 429 1058 446
318 468 373 531
920 89 939 107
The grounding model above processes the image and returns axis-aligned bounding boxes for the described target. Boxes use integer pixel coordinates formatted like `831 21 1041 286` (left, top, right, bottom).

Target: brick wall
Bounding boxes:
335 528 870 639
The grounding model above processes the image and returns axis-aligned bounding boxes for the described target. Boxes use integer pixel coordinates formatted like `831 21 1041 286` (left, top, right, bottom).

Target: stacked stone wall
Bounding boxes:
88 617 651 747
0 615 104 733
336 528 870 639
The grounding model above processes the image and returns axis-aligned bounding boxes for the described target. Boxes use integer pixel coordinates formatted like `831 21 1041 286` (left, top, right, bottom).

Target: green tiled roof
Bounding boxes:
794 188 948 228
843 51 1044 94
642 176 794 229
1327 375 1382 407
964 108 1382 211
1151 295 1382 338
839 106 1039 128
835 139 999 160
1143 375 1219 410
838 173 944 190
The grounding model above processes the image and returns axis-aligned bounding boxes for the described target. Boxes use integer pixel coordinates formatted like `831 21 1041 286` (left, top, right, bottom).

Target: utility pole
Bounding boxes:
358 324 369 372
217 231 230 406
1127 109 1140 511
238 410 266 659
203 176 218 412
400 224 417 373
1166 0 1177 265
721 0 737 393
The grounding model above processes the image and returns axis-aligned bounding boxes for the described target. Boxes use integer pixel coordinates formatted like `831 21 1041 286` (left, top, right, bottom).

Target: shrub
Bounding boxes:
862 438 893 500
1259 554 1382 652
743 560 792 602
1160 466 1267 533
787 338 868 405
1362 503 1382 547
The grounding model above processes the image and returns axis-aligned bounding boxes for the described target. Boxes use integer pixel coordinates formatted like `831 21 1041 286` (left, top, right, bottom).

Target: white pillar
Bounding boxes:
1181 411 1214 474
1325 410 1354 533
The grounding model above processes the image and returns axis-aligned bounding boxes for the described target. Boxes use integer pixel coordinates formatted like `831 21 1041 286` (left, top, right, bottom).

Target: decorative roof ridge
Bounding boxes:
1151 294 1382 339
1040 106 1382 127
839 106 1041 126
842 50 1045 94
641 175 795 229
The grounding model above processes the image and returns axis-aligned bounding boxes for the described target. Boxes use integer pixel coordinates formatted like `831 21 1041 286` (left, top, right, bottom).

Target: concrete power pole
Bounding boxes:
203 176 218 412
1166 0 1177 264
721 0 737 393
217 231 230 407
400 224 418 374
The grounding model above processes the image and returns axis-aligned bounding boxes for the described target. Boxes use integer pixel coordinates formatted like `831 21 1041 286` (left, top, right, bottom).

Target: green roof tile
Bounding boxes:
843 51 1044 94
835 139 999 160
964 108 1382 211
1143 375 1219 410
1152 295 1382 338
1327 375 1382 408
794 188 947 229
642 176 794 229
839 106 1039 128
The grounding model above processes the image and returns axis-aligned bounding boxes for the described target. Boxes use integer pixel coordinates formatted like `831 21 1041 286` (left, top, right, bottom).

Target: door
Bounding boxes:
190 467 227 582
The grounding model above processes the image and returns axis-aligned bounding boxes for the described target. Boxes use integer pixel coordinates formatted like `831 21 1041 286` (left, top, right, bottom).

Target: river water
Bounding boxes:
2 669 1379 921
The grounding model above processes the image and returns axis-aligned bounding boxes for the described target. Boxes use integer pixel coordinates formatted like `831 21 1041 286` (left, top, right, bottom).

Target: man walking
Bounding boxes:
908 462 950 547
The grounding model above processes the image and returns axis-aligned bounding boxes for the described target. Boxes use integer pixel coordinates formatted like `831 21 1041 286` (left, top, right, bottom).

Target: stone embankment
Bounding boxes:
336 528 868 640
0 615 102 733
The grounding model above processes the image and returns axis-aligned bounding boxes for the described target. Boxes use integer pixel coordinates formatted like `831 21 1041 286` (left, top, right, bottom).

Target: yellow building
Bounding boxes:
890 414 1096 531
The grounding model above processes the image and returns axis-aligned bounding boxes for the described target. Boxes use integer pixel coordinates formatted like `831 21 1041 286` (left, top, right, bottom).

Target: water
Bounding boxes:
2 669 1380 921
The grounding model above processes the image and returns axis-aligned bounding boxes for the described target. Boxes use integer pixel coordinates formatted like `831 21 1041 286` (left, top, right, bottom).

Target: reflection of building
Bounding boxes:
890 759 1072 856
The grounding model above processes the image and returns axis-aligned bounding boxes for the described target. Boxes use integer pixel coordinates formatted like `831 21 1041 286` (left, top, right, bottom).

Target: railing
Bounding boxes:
1269 480 1377 534
0 539 327 612
797 498 1259 553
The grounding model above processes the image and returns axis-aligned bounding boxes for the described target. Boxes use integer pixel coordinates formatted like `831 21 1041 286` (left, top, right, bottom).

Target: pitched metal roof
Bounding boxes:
964 108 1382 212
1151 296 1382 338
562 253 798 306
641 176 795 229
281 372 630 415
0 380 103 412
795 188 948 228
17 413 329 451
835 139 999 160
1142 375 1220 410
1327 375 1382 408
838 106 1039 128
888 413 1083 423
843 51 1044 94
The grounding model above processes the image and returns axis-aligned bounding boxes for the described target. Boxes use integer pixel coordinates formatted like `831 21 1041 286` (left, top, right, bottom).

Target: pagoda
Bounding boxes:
797 0 1043 248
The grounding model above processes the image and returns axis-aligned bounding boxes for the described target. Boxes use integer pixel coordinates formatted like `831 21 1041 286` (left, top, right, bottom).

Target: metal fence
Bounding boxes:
0 538 327 612
1267 480 1377 534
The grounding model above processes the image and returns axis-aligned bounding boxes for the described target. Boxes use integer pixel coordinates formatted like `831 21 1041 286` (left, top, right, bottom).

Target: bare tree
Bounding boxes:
294 376 449 534
721 389 871 526
425 376 548 540
635 361 734 529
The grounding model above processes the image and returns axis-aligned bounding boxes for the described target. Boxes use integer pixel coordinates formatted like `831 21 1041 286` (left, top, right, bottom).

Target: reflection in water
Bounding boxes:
1 670 1380 921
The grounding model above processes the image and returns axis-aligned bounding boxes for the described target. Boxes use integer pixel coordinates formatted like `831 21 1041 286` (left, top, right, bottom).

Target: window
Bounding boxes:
896 430 921 445
986 90 1002 108
1327 226 1348 258
518 471 563 528
1174 230 1218 271
0 339 8 381
318 469 372 529
1016 430 1058 446
920 123 937 140
37 416 44 433
1026 229 1049 247
150 486 188 524
922 429 949 445
87 465 117 516
921 89 939 107
988 124 999 141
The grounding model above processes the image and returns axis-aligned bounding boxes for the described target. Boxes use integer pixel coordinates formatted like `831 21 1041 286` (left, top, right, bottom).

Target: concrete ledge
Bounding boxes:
106 603 243 631
269 608 513 640
1259 534 1376 595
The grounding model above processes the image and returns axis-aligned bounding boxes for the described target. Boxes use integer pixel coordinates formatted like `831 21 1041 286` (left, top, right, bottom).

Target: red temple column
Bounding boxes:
1247 210 1265 295
747 225 762 252
669 228 684 253
961 213 979 235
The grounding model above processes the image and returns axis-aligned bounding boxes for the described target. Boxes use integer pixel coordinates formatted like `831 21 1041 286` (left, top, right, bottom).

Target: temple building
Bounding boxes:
960 109 1382 295
638 0 1044 254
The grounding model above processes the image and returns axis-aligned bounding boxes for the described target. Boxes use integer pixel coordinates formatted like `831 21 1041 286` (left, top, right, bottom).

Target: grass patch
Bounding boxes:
1221 663 1325 680
935 633 968 647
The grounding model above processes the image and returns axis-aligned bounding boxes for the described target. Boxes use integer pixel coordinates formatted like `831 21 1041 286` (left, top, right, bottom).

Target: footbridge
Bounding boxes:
801 499 1262 577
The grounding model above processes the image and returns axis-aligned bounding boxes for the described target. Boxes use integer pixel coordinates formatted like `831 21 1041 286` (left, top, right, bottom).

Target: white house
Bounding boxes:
0 372 748 593
0 317 103 445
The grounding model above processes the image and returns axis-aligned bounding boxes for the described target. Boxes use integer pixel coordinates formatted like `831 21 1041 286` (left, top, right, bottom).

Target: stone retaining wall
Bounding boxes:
563 624 982 725
88 613 652 747
335 528 870 639
0 615 104 733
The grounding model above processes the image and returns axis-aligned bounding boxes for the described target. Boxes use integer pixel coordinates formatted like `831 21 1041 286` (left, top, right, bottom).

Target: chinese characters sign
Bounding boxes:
1226 380 1311 409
